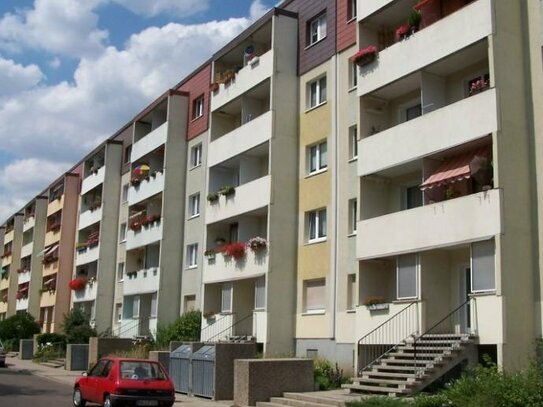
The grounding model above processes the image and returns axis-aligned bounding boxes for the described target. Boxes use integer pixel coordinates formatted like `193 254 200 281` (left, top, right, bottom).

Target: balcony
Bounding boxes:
357 0 417 23
1 254 12 267
81 166 105 195
252 310 267 343
47 195 64 216
211 50 274 112
123 267 160 296
21 242 34 258
203 247 269 283
208 111 272 167
357 0 492 96
78 207 102 231
40 290 56 307
76 244 100 266
206 176 271 224
16 297 29 311
357 189 502 259
128 171 165 205
17 269 31 285
23 216 35 232
359 89 498 176
3 229 14 244
201 313 235 341
72 281 98 303
126 220 162 250
131 122 168 162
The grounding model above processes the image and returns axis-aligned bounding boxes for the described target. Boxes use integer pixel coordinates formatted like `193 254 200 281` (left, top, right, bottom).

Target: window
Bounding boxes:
150 292 157 317
349 125 358 159
308 141 328 174
122 183 129 202
347 274 357 310
304 279 325 314
348 0 357 20
115 303 122 322
184 295 196 311
190 144 202 168
349 61 358 88
397 254 418 299
192 95 204 120
471 240 495 292
188 193 200 218
132 296 140 318
307 76 327 109
255 276 266 310
119 222 127 242
221 282 233 313
404 103 422 122
307 13 327 46
117 262 125 282
308 209 327 242
405 186 423 209
124 145 132 164
186 244 198 268
349 199 357 234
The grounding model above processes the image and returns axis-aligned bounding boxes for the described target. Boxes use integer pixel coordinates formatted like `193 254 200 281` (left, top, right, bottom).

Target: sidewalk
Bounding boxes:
6 355 231 407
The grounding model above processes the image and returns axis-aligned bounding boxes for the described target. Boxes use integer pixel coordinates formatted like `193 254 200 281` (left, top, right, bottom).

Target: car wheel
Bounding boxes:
103 395 115 407
72 387 86 407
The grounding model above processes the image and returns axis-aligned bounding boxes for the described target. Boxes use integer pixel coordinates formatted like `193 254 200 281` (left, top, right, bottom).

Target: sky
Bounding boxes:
0 0 277 221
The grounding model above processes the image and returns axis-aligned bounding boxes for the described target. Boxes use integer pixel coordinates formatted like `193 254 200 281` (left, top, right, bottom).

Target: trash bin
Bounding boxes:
191 345 215 398
169 345 192 394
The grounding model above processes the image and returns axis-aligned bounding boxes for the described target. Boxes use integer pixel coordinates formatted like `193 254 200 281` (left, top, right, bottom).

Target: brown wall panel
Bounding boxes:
336 0 356 52
178 64 212 140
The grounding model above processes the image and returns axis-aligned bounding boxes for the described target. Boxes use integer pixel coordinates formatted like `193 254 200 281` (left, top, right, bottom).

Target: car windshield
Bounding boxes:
120 361 166 380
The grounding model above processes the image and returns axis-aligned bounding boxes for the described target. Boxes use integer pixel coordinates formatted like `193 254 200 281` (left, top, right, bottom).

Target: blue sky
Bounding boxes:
0 0 276 220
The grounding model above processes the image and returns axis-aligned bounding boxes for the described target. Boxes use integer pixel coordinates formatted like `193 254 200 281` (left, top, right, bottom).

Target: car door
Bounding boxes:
80 360 108 403
92 360 114 403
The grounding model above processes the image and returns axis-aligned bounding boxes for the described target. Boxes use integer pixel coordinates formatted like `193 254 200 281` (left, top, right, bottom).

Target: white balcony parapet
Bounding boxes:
16 297 29 311
81 166 106 195
78 207 102 230
21 242 34 258
123 267 160 296
17 270 31 285
126 221 163 250
203 248 269 283
211 50 274 112
358 0 400 23
208 111 273 167
357 0 492 97
357 189 503 259
252 310 267 343
359 89 498 176
72 280 98 303
206 176 271 225
127 171 165 205
23 216 35 232
131 122 168 162
76 244 100 266
201 313 234 342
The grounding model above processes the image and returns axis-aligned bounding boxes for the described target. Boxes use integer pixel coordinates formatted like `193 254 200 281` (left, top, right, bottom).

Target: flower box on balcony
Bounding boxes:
204 249 216 260
76 243 88 253
350 46 378 67
223 242 246 260
247 237 267 253
218 185 236 197
367 303 390 311
69 277 87 291
207 192 219 203
469 79 490 96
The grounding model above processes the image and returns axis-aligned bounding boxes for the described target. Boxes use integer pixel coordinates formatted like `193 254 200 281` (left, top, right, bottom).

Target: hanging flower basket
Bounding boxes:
218 185 236 197
247 237 267 252
350 45 378 67
223 242 246 260
69 277 87 291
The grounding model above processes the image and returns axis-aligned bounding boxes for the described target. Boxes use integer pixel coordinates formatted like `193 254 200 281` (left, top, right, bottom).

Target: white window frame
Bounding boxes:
303 278 326 314
307 76 327 110
190 144 202 168
347 274 357 311
119 222 127 243
188 193 200 218
349 125 358 160
192 95 204 120
308 141 328 175
470 240 496 293
254 276 266 310
348 60 358 89
186 243 198 269
117 262 125 282
349 198 357 235
115 303 122 322
396 254 419 300
308 13 327 46
221 282 233 313
307 208 327 243
122 183 129 203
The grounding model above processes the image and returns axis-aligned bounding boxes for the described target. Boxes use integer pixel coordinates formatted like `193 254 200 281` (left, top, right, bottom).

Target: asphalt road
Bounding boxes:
0 362 75 406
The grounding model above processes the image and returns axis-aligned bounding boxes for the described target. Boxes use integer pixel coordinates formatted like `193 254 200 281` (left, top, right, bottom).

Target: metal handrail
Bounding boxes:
357 301 419 375
203 313 253 343
117 316 149 337
199 313 231 339
413 299 472 375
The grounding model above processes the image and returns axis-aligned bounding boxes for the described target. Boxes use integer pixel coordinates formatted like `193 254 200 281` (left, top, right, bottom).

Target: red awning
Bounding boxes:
420 147 489 190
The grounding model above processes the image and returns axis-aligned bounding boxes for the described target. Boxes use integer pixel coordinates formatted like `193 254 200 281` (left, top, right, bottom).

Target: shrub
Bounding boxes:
313 358 346 390
346 398 410 407
37 332 67 347
61 308 97 344
155 310 201 350
0 312 40 351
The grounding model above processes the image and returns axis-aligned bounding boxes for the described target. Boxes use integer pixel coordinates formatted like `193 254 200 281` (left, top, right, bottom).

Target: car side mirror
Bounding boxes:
82 372 88 377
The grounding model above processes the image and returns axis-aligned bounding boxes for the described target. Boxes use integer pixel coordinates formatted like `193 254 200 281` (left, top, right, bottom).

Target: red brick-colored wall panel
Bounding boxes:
178 64 212 140
336 0 356 52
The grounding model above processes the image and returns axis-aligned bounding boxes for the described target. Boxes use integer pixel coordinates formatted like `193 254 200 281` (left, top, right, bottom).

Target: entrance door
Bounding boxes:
459 266 472 333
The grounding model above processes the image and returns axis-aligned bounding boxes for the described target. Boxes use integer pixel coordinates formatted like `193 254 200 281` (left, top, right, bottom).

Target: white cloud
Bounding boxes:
0 158 70 221
111 0 210 17
0 57 44 97
48 57 61 69
0 0 108 58
249 0 270 20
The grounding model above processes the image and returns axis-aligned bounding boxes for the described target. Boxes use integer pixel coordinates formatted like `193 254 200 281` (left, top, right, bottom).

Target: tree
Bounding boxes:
0 313 40 351
61 308 97 344
155 310 201 349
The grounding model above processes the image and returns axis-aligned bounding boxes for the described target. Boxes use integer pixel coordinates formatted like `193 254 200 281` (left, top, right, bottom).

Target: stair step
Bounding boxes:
282 393 345 407
352 377 416 386
269 397 337 407
388 351 452 358
381 358 441 366
373 365 419 372
398 345 454 351
40 362 65 368
257 402 292 407
344 384 410 395
362 371 419 379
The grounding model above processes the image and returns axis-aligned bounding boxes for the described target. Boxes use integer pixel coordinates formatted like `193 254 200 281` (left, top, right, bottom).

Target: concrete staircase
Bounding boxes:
256 390 364 407
39 357 66 368
345 334 476 397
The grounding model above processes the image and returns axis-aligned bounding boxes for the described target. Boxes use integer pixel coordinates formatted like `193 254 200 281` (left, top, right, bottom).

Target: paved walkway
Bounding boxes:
6 355 230 406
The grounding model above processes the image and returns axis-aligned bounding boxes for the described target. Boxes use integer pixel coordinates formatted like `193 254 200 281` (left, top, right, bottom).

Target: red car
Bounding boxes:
73 357 175 407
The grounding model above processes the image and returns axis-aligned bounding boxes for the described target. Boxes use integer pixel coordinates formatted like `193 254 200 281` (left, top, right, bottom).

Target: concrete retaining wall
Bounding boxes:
88 337 134 366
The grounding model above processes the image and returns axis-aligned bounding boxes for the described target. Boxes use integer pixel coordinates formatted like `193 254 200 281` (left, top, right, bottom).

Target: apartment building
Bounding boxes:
347 0 543 392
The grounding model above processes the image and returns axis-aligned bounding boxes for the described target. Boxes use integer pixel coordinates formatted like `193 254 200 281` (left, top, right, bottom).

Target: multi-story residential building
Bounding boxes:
2 213 23 317
200 8 299 355
39 173 80 332
72 141 123 333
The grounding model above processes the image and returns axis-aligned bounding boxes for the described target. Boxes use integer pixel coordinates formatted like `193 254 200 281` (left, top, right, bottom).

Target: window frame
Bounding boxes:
121 183 129 203
117 262 125 282
348 198 357 235
470 240 496 293
307 208 327 243
190 144 202 169
308 141 328 175
119 222 127 243
349 125 358 160
348 60 358 89
396 254 419 300
188 193 200 218
307 76 327 110
186 243 198 269
303 278 326 314
221 282 233 313
307 13 327 47
192 95 204 120
348 0 357 21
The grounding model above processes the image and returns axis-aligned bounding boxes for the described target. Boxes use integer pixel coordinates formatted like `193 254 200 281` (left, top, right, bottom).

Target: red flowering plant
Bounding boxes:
395 24 410 41
223 242 247 260
469 78 490 96
69 277 87 291
16 291 28 300
1 250 12 259
350 45 378 67
128 218 142 231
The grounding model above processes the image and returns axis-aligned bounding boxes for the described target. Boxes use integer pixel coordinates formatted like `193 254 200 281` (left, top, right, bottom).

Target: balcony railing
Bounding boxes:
21 241 34 258
126 217 163 250
123 267 160 296
78 206 102 231
131 122 168 162
128 170 165 205
81 166 106 195
203 245 269 283
76 243 100 266
72 280 98 303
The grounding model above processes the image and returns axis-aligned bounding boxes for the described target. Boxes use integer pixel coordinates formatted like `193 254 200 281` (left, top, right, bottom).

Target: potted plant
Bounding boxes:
207 192 219 203
223 242 246 260
408 10 421 33
363 296 389 311
218 185 236 197
350 45 378 67
395 24 410 41
204 249 216 260
445 187 460 200
247 236 267 253
69 277 87 291
469 78 490 96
